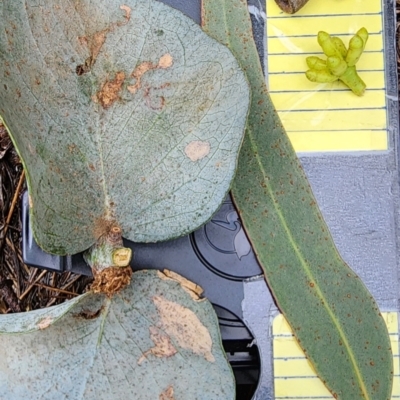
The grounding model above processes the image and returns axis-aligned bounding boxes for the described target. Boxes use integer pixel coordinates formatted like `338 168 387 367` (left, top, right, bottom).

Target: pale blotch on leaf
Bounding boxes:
185 140 211 162
119 4 131 23
159 385 175 400
153 295 215 362
128 54 174 94
37 316 53 330
158 54 173 69
138 326 177 365
157 270 204 301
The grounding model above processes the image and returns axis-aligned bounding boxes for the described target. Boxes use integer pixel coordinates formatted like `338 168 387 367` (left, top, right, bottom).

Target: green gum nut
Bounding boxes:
356 27 369 48
331 37 347 58
327 56 347 76
306 56 326 70
306 69 338 83
346 34 364 66
317 31 340 57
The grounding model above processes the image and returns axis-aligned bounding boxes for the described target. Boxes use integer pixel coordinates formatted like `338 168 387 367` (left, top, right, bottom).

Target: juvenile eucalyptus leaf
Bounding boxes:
0 270 235 400
201 1 393 399
0 0 249 254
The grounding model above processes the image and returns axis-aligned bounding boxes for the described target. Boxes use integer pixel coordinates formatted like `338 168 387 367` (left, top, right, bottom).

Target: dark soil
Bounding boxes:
1 5 400 313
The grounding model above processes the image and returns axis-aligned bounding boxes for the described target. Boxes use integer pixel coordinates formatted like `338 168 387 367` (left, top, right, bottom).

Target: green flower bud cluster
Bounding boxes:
305 28 368 96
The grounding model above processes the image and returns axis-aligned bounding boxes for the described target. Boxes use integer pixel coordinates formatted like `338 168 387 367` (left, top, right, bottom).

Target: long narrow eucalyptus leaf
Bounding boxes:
201 1 393 399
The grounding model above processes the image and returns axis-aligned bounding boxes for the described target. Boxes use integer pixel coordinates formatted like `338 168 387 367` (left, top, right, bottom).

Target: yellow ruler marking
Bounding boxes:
272 312 400 399
265 0 388 152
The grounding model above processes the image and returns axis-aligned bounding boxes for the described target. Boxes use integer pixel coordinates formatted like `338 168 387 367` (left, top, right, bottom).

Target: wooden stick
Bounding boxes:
0 273 21 312
274 0 309 14
34 283 78 297
19 270 47 300
62 274 83 291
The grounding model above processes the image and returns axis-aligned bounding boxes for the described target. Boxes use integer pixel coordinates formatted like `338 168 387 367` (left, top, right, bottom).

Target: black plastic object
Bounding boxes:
22 191 262 399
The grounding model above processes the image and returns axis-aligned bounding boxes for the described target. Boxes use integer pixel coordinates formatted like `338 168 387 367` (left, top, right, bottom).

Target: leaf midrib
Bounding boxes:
245 121 369 398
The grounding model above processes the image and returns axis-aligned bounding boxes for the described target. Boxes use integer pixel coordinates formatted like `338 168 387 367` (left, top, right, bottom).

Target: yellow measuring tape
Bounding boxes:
265 0 387 152
272 312 400 399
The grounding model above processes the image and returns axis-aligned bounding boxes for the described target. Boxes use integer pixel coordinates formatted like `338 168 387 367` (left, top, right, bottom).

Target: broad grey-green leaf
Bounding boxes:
0 0 249 254
0 270 235 400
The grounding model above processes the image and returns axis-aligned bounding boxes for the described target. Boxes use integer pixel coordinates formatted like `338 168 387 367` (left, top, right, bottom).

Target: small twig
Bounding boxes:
4 255 17 281
4 257 19 297
0 169 25 254
61 274 83 291
34 283 78 297
19 270 47 300
0 279 21 312
5 235 22 297
27 267 38 283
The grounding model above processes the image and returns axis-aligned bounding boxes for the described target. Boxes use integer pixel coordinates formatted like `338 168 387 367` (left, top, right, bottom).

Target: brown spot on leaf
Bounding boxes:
138 326 177 365
159 385 175 400
95 71 125 109
127 54 174 94
153 295 215 362
143 82 171 110
68 144 76 153
76 6 130 74
77 28 109 74
37 316 53 330
76 64 88 76
93 216 117 240
128 62 154 94
90 28 111 60
74 307 103 320
144 86 165 110
185 141 210 162
157 270 204 301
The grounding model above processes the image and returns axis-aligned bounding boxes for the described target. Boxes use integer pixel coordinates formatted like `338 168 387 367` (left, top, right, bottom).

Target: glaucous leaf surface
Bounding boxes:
0 270 235 400
0 0 249 254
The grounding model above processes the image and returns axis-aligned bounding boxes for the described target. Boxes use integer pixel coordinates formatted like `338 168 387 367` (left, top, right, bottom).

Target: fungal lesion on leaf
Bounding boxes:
74 306 104 320
75 4 131 75
76 28 109 75
159 385 175 400
138 326 178 365
153 295 215 362
93 71 126 109
119 4 131 24
157 270 204 301
127 54 174 94
37 316 53 330
184 140 211 162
